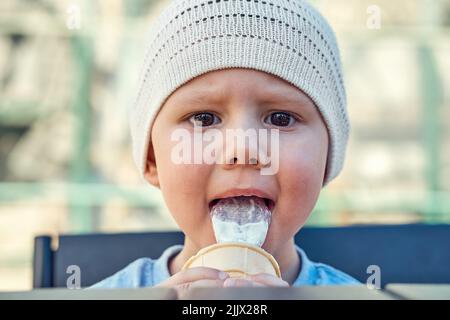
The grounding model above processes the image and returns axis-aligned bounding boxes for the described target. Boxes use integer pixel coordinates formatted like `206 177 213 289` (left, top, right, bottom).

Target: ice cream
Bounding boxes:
210 196 271 247
182 195 281 278
211 218 269 247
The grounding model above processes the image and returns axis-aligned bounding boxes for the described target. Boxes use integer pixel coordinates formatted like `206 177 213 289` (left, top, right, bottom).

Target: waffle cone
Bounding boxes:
182 242 281 278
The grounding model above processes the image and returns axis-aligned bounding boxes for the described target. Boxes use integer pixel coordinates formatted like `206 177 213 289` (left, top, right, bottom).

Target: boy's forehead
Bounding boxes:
169 68 314 106
186 68 292 89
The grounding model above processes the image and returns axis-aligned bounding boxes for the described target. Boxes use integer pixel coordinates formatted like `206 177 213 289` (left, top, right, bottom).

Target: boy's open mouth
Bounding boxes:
208 195 275 213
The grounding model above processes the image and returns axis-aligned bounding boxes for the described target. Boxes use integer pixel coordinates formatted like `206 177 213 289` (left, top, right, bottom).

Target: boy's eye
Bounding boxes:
188 112 221 127
264 112 296 127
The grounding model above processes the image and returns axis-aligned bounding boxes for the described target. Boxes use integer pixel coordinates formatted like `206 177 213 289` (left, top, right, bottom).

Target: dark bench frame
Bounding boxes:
33 224 450 288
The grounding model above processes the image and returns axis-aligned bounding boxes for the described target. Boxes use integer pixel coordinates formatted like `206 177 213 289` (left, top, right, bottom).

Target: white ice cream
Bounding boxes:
210 196 271 247
212 215 269 247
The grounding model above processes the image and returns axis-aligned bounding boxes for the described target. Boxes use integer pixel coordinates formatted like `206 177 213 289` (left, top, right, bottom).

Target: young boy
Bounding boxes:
91 0 359 292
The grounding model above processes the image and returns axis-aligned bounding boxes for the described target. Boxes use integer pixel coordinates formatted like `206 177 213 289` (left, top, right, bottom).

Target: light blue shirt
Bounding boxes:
89 245 360 288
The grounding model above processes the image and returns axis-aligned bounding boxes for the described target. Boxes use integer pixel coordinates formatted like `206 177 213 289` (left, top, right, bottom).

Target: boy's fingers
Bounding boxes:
157 267 229 287
186 279 226 289
245 273 289 287
223 278 265 287
176 279 225 298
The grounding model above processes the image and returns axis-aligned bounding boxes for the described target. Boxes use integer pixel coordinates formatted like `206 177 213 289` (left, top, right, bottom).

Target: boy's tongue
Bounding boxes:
210 196 271 247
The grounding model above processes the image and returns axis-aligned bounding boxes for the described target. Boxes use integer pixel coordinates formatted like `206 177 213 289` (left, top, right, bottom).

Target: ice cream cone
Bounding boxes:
182 242 281 278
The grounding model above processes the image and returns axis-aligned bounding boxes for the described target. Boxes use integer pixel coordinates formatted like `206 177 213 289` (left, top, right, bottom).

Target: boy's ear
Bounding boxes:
143 143 160 188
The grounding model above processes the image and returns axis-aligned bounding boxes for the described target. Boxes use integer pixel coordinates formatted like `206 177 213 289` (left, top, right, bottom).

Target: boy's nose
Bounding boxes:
223 154 262 170
218 109 271 170
221 134 267 170
227 156 259 166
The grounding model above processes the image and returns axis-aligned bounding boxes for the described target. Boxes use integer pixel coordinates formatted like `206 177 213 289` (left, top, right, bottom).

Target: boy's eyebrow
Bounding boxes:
259 91 315 108
181 89 226 104
177 87 314 108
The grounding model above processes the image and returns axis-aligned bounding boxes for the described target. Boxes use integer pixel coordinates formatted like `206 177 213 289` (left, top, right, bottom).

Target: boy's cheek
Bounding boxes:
160 180 215 246
265 154 323 246
265 192 312 250
158 162 212 214
279 143 326 187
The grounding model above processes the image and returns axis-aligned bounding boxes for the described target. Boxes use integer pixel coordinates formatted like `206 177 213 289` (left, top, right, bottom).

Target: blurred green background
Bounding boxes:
0 0 449 290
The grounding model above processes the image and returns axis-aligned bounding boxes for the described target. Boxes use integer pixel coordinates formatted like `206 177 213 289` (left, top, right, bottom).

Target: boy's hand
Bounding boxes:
154 267 229 297
223 273 289 287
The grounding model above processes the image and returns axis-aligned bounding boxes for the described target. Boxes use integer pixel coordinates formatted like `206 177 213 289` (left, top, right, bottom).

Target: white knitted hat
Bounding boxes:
130 0 350 186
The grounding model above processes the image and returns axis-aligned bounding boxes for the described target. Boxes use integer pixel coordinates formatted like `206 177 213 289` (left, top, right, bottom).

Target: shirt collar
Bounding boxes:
293 245 317 286
152 244 183 286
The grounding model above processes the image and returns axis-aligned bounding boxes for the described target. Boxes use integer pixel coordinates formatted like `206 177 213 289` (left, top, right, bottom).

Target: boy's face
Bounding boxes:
145 68 328 255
